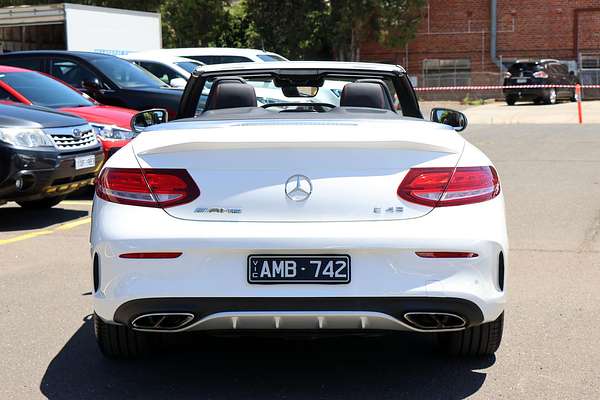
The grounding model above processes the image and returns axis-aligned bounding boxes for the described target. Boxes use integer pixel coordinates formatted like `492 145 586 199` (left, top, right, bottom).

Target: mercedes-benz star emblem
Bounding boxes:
285 175 313 202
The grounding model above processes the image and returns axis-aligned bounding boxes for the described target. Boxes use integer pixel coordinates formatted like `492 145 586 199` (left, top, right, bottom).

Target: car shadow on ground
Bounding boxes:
0 206 88 232
67 186 95 200
508 101 573 107
40 319 494 399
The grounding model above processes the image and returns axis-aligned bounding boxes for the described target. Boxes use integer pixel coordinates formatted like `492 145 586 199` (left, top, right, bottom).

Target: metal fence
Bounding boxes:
579 54 600 99
416 71 503 101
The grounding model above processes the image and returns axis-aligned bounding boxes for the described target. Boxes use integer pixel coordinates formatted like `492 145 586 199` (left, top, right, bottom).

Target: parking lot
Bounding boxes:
1 120 599 399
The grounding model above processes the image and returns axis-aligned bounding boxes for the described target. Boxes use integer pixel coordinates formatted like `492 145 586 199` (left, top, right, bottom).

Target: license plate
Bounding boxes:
75 155 95 170
248 255 351 284
516 78 527 83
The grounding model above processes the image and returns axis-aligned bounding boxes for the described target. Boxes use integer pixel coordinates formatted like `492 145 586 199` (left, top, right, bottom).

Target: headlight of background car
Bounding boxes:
0 128 54 148
91 124 135 140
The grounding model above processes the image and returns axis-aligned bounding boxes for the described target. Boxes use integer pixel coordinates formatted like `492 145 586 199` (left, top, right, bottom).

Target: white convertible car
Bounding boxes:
91 62 507 359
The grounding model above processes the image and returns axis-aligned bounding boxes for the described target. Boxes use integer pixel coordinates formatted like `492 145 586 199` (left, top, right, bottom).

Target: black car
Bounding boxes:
0 103 103 208
0 51 182 118
503 59 578 105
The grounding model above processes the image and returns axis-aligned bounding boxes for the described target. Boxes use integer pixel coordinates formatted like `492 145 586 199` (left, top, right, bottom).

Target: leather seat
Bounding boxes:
204 82 257 111
340 82 390 109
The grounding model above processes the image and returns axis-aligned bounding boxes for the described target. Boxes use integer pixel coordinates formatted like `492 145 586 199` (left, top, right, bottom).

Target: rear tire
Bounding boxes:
505 96 516 106
93 313 150 359
437 312 504 357
544 88 557 105
17 195 66 209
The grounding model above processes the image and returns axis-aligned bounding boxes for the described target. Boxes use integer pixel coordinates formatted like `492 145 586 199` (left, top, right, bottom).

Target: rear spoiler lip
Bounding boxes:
135 139 461 155
134 122 464 156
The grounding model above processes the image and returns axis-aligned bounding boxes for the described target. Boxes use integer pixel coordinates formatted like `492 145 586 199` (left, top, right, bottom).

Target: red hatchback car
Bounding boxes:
0 65 137 159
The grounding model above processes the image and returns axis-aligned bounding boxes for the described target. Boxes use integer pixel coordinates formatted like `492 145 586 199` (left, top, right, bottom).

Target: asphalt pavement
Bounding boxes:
1 123 599 399
463 100 600 124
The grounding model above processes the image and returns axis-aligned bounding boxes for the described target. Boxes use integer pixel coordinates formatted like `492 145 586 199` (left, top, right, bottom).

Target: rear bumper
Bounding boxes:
503 88 549 99
91 194 509 329
112 296 485 332
502 78 557 100
0 145 103 201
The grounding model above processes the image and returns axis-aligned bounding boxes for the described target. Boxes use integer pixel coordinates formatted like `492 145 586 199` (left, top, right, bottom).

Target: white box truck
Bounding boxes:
0 3 161 55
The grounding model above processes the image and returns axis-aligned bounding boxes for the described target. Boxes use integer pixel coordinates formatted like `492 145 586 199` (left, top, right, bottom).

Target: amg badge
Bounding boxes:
194 207 242 214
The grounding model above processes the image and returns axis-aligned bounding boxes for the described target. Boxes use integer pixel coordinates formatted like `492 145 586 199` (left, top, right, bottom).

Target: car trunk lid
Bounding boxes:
132 120 464 222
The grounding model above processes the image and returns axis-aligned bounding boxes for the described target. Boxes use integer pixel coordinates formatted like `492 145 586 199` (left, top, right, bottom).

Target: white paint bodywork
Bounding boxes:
127 48 288 64
91 116 508 330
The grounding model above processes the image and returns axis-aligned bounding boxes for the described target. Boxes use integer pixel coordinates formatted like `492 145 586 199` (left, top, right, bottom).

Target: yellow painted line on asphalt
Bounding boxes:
61 200 93 206
0 217 91 245
0 230 54 245
54 217 92 231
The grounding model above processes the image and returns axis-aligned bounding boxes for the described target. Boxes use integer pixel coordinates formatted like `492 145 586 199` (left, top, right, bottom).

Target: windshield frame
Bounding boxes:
178 66 422 120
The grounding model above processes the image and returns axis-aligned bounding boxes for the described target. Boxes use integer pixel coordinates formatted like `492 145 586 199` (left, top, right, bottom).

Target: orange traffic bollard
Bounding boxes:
576 84 583 124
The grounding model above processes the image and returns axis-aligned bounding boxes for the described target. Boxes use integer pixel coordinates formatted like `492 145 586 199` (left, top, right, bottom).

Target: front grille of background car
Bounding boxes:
45 125 98 152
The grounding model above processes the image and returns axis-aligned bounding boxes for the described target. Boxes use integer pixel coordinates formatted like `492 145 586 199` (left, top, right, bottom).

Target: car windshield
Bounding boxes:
89 57 170 89
196 75 399 116
175 61 202 73
0 71 93 108
257 54 287 62
508 63 543 74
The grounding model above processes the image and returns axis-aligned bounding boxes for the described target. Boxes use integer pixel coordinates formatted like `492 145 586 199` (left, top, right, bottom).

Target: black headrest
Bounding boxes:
205 82 257 111
340 82 388 109
355 79 396 110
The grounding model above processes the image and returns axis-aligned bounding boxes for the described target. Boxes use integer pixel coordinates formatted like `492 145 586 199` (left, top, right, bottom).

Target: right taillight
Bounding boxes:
397 166 500 207
533 71 548 79
96 167 200 208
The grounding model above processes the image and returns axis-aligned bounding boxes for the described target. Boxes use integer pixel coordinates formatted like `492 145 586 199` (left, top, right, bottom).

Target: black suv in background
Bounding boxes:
0 51 183 119
503 59 578 105
0 103 103 209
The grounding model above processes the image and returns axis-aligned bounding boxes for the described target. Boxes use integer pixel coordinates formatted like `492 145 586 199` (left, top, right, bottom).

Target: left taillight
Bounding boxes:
96 168 200 208
397 166 500 207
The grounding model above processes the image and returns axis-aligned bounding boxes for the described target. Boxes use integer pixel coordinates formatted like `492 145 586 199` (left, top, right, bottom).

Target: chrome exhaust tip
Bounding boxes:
131 313 195 331
403 312 466 331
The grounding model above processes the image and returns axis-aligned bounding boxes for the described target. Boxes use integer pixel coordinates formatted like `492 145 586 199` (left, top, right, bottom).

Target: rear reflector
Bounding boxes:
397 166 500 207
119 252 182 259
96 168 199 208
416 252 478 258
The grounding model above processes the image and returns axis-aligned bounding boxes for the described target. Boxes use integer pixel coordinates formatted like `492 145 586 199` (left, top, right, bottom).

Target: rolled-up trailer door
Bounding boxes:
0 4 66 52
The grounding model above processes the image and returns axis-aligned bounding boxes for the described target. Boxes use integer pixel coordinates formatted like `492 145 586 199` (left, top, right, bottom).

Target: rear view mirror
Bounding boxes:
82 78 102 92
131 109 168 133
169 77 187 88
430 108 468 132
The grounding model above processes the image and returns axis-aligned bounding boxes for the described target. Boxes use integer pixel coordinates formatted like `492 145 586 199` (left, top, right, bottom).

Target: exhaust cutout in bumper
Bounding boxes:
403 312 466 331
131 313 195 331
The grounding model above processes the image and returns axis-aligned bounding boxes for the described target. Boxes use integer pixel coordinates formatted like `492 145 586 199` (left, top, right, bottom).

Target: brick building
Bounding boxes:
362 0 600 89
